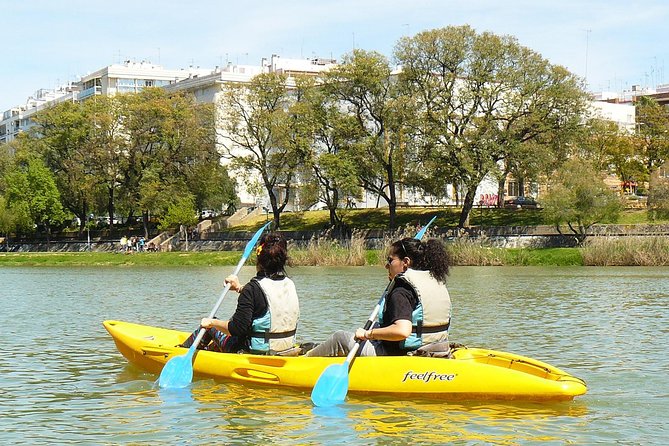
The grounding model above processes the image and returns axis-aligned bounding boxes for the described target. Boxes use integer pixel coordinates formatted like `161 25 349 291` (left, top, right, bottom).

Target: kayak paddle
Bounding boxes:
310 216 437 407
158 221 272 389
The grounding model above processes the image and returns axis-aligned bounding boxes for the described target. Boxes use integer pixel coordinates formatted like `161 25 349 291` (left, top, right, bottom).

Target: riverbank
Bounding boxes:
0 247 584 267
2 235 667 267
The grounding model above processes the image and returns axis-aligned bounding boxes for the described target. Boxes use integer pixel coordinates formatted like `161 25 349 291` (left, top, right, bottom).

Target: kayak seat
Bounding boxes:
297 342 319 355
408 342 467 358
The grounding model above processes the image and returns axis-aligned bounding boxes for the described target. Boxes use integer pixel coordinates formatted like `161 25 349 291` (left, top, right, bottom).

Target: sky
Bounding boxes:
2 0 669 110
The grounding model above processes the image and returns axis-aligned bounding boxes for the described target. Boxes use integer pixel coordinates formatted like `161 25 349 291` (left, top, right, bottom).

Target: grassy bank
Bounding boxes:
4 235 669 267
0 247 582 267
0 251 242 267
223 207 667 232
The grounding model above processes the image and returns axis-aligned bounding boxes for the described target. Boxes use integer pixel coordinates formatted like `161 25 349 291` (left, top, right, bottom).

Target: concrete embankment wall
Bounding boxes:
5 224 669 252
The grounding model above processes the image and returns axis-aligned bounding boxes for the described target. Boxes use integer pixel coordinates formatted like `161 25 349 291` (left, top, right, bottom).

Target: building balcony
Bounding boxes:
79 86 102 100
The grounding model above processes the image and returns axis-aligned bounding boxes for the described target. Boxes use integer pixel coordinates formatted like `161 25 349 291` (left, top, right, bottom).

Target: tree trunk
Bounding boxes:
142 210 150 238
497 176 506 207
458 187 479 228
107 186 115 235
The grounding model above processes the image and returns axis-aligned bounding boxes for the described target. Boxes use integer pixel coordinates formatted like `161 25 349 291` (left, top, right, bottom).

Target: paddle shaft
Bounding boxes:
188 225 270 349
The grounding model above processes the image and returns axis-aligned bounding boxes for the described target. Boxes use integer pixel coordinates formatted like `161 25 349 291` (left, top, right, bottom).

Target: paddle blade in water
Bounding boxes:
158 351 194 389
311 363 350 407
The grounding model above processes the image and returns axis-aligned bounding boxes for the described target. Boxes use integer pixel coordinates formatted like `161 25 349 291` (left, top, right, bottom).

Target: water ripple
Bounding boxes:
1 266 668 444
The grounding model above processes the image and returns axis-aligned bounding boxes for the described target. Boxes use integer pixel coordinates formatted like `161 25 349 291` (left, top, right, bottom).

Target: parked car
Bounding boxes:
200 209 218 219
503 196 541 209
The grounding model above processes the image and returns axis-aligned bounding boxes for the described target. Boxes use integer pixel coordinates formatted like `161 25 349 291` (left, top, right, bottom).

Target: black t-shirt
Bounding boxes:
380 279 418 355
227 274 270 337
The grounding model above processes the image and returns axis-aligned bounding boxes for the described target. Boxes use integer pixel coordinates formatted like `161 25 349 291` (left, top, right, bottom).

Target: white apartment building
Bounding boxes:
0 61 212 145
590 98 636 132
0 85 78 145
76 60 212 101
164 55 338 209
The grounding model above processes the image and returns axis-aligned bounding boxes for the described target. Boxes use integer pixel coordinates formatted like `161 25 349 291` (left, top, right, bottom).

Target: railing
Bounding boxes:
78 86 102 100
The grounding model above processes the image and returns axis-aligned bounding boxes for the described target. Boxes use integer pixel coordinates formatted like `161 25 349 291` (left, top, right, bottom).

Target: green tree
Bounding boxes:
301 77 362 229
648 171 669 220
395 25 587 227
27 102 100 236
158 194 198 249
635 96 669 196
122 89 234 236
4 154 66 243
542 159 622 244
218 72 306 228
0 196 15 246
323 49 414 228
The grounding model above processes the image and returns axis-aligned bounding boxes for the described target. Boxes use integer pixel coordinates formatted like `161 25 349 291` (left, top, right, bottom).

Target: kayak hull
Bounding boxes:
103 320 587 401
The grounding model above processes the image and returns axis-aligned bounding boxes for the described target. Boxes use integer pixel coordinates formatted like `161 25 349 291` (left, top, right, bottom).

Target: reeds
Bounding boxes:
581 235 669 266
446 234 507 266
289 229 367 266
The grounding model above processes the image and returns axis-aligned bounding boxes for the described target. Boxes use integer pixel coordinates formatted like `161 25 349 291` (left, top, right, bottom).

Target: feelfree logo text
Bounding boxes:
402 370 456 383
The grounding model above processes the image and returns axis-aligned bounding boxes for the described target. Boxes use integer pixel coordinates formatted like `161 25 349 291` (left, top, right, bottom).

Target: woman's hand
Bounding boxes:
225 275 242 292
355 327 375 341
200 318 215 329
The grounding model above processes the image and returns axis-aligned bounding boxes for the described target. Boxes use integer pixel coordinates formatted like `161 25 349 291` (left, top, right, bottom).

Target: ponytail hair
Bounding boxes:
256 232 288 276
391 237 450 282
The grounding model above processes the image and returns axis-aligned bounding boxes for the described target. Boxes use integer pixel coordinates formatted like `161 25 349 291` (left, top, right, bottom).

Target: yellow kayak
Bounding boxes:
103 320 587 401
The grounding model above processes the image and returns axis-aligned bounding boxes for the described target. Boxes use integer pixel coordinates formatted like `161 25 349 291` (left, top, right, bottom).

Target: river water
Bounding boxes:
1 265 668 445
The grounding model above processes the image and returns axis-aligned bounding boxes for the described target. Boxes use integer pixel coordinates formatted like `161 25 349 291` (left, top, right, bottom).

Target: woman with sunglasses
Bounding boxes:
180 232 300 355
306 237 451 357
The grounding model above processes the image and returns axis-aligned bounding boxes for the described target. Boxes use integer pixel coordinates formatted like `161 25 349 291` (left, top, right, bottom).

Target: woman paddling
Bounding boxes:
180 232 300 354
306 237 451 357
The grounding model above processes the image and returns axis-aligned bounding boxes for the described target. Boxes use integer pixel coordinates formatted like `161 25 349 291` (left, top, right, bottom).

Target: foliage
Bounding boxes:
218 72 307 229
0 196 15 236
395 25 588 228
647 172 669 220
25 88 233 238
3 153 66 235
300 75 362 228
579 118 643 187
541 159 622 243
635 96 669 182
322 49 412 228
158 195 198 231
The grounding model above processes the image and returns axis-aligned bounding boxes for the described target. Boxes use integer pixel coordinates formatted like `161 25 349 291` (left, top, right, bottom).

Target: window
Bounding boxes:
507 181 520 197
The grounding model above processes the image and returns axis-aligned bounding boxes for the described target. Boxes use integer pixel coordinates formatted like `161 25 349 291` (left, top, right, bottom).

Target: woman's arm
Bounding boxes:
200 317 230 335
355 319 412 341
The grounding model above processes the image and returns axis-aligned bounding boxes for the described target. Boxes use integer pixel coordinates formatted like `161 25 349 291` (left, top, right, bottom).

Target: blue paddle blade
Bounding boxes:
414 215 437 240
159 348 195 389
243 221 272 258
311 363 350 407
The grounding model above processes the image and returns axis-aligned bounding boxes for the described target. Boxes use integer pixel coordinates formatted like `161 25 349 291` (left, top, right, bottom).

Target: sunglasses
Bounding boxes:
386 256 396 266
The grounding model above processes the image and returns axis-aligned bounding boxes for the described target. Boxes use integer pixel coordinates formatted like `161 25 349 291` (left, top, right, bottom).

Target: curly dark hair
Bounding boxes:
256 232 288 276
390 237 450 282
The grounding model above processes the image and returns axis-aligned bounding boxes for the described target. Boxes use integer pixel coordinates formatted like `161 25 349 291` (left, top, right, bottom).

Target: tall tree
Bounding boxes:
635 96 669 196
395 25 587 227
300 77 362 229
218 72 306 228
28 101 100 236
122 88 234 236
3 153 66 243
323 49 413 228
580 118 643 194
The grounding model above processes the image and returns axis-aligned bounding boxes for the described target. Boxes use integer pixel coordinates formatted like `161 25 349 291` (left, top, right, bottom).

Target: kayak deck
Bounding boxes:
103 320 587 401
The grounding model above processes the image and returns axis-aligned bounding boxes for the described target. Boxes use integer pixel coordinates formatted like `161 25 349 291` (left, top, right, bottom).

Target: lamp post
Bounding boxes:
87 213 94 251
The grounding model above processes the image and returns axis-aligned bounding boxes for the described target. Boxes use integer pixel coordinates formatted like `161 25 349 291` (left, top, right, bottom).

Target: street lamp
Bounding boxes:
87 213 94 251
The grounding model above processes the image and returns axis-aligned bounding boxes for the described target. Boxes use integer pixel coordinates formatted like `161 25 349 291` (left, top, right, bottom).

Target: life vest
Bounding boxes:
250 276 300 353
380 268 451 351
